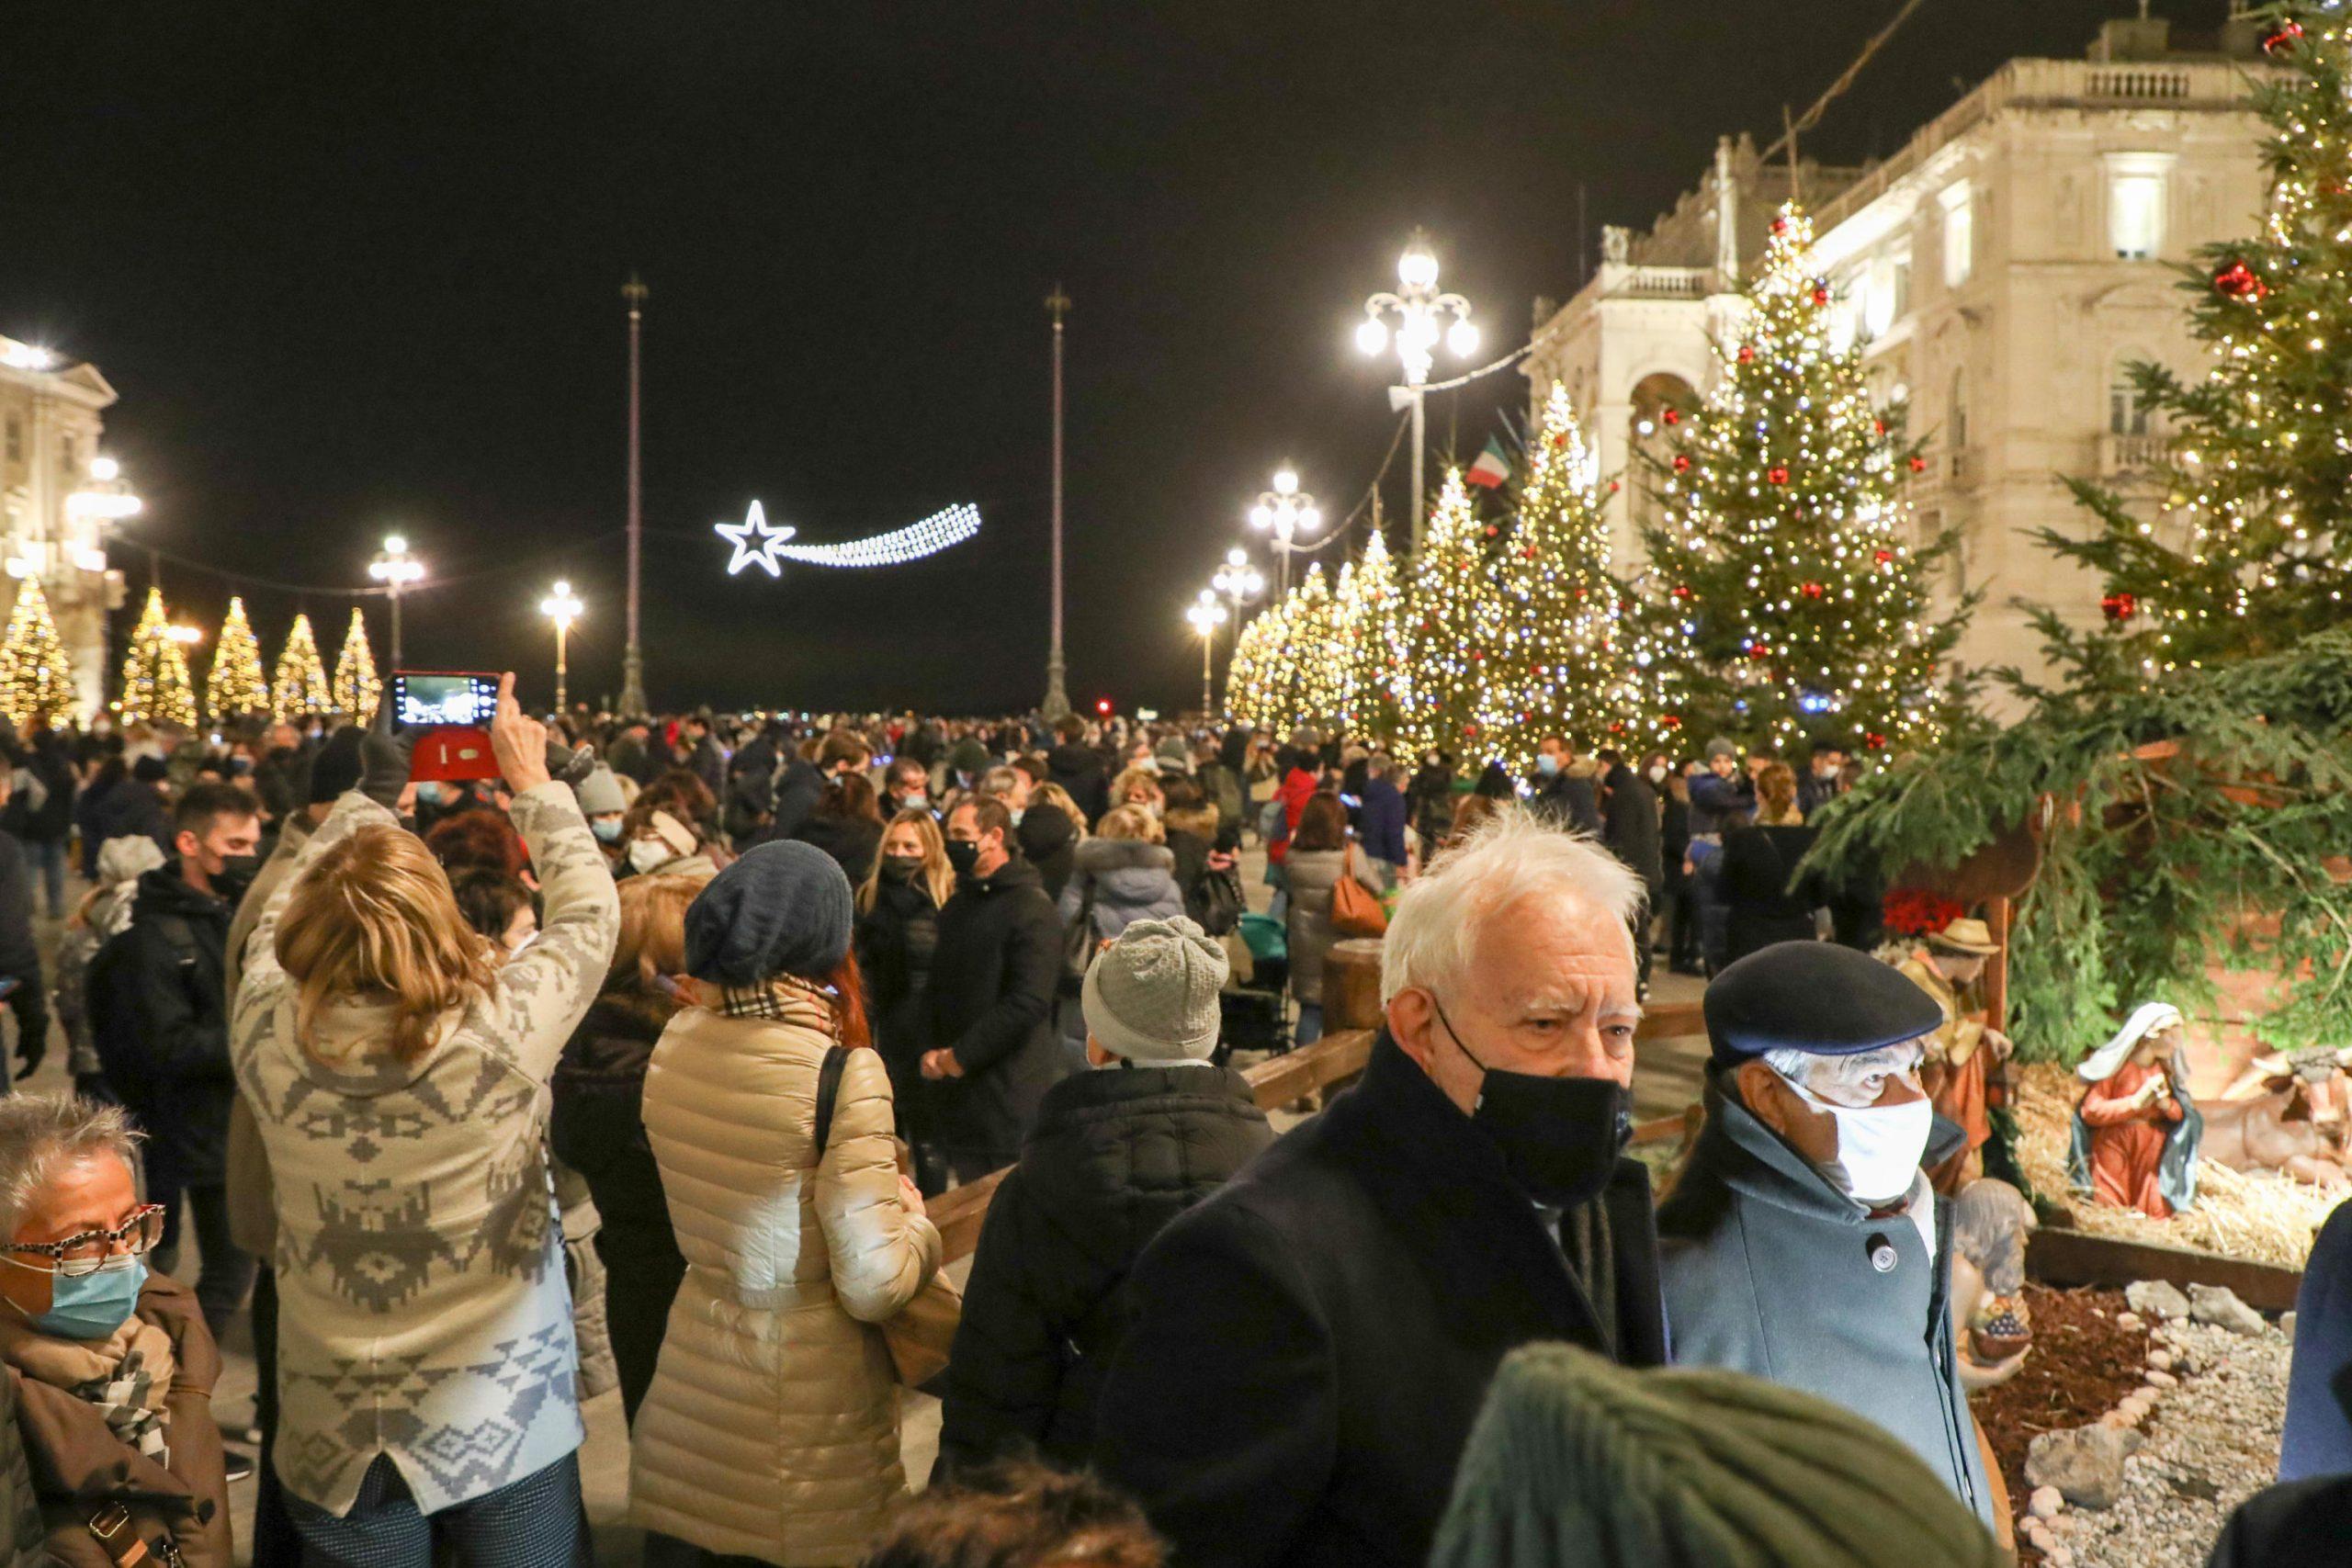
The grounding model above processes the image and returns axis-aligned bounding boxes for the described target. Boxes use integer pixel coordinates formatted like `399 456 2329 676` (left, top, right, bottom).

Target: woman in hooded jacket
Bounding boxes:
1057 808 1184 950
1282 793 1383 1046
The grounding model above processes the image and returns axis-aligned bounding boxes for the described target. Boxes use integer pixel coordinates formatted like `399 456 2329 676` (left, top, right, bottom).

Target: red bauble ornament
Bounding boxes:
1812 286 1829 306
1521 547 1537 560
1865 732 1887 750
1663 715 1682 729
1871 418 1887 435
1552 432 1568 446
1662 408 1680 425
1736 344 1755 364
1874 549 1894 564
1747 644 1771 661
1608 479 1622 493
1485 525 1499 537
1802 581 1825 599
2265 19 2304 54
1671 454 1691 473
1770 214 1789 235
2213 261 2268 301
2101 592 2138 624
1768 466 1791 485
1671 584 1693 600
1908 455 1928 472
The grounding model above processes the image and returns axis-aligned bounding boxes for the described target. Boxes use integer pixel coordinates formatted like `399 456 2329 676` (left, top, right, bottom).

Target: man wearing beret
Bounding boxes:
1096 809 1668 1568
1657 940 1994 1525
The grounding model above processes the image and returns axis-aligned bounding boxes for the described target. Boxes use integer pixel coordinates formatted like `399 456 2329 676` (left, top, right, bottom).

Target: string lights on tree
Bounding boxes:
1402 469 1507 761
0 578 75 728
2049 5 2352 676
119 587 198 729
272 613 334 721
333 607 381 725
205 596 271 725
1336 530 1409 747
1642 204 1966 753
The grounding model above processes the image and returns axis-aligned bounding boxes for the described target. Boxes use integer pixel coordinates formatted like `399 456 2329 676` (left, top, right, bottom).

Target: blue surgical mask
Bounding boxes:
591 816 625 843
15 1255 147 1341
1535 754 1561 778
413 781 446 807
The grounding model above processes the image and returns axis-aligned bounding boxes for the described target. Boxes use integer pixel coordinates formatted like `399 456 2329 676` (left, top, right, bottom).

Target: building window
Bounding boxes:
2105 155 2170 260
2110 368 2149 435
1950 367 1969 450
2 416 18 467
1940 182 1974 286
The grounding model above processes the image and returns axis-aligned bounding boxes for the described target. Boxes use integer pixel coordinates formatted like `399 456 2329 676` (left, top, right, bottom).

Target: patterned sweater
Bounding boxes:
232 785 620 1517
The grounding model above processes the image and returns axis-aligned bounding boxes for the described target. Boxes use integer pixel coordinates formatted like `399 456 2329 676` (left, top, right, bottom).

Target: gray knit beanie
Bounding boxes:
1081 916 1228 1065
1703 736 1740 762
573 764 628 816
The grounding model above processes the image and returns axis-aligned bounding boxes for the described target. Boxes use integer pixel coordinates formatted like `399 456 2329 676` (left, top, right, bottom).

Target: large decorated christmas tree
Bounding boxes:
0 579 75 729
119 588 198 729
1400 470 1504 761
1336 530 1408 749
1223 593 1287 733
1645 204 1965 755
1286 563 1344 736
272 613 334 720
2051 6 2352 676
333 607 381 725
205 596 271 725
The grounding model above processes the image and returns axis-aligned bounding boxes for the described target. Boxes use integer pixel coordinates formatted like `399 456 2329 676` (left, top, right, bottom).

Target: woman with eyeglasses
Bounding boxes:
0 1093 232 1566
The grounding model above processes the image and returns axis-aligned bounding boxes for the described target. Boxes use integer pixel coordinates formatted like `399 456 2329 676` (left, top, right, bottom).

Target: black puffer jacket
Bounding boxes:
550 987 688 1423
1016 807 1077 903
1045 744 1108 827
856 871 942 1097
936 1064 1272 1472
927 859 1067 1163
86 869 232 1183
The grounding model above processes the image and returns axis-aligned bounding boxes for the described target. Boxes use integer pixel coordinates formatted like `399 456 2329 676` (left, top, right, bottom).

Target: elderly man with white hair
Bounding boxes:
1094 809 1668 1568
1657 940 1995 1526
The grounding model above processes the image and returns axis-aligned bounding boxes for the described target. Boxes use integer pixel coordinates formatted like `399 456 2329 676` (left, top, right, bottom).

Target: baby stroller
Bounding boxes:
1218 911 1292 1061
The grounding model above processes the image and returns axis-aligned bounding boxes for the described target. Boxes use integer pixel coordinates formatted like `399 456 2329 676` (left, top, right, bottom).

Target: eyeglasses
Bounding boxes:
3 1204 166 1277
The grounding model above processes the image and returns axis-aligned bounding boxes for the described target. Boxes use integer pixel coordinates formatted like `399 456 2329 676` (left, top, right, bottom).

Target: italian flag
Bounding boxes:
1465 435 1512 490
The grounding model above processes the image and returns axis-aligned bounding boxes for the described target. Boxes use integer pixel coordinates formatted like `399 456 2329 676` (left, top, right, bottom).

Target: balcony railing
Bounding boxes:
2100 432 2171 476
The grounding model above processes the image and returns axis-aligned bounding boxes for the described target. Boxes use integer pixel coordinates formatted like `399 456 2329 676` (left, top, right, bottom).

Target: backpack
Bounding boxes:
85 912 206 1099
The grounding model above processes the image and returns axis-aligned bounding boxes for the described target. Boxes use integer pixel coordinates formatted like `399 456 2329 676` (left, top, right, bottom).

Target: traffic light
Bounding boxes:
1095 697 1114 716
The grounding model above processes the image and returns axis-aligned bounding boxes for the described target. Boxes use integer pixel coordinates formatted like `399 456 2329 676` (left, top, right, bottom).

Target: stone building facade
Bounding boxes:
0 333 129 720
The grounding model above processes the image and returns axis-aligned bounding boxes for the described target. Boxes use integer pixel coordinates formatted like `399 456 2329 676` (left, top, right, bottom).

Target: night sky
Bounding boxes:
0 2 2180 716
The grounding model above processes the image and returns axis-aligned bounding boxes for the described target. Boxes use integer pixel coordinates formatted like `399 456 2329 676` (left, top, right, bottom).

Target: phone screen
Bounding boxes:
390 672 500 731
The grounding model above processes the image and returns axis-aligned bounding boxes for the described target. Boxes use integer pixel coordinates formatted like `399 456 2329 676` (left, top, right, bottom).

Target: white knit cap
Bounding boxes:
1081 916 1229 1065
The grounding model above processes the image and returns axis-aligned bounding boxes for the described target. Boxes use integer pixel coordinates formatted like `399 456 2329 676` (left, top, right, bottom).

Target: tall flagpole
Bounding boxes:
1042 286 1072 720
619 274 650 716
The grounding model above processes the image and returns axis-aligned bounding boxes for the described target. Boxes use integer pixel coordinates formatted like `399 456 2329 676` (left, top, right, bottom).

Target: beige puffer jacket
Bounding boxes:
630 987 941 1566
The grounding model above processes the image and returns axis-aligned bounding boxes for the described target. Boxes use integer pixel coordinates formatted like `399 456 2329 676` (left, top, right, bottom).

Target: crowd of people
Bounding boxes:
0 694 2327 1565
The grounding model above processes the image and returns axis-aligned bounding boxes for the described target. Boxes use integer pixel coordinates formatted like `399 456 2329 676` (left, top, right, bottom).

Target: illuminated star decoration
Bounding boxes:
714 501 983 577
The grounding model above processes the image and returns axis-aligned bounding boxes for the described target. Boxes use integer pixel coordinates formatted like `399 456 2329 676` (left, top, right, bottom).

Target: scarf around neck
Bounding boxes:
0 1303 175 1464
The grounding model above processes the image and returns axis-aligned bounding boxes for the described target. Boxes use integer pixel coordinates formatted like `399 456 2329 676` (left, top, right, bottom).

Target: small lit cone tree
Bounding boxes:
1338 530 1409 750
2048 6 2352 677
333 608 381 726
1287 563 1346 736
1645 204 1965 755
1402 469 1507 762
1224 597 1287 731
119 588 198 729
1485 383 1677 772
0 578 76 728
204 596 271 726
272 613 334 721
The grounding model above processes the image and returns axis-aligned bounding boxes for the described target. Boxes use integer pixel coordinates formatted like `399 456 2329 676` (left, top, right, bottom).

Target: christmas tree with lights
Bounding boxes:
1287 563 1345 735
2047 7 2352 677
119 588 198 729
333 608 380 725
1401 469 1506 761
0 579 76 728
1645 205 1964 754
205 597 271 725
1484 383 1680 770
1336 530 1409 749
1223 596 1285 732
272 613 334 720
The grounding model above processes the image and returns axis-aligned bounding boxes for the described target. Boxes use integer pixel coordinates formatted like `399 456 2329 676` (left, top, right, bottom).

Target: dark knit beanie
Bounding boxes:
131 755 169 784
1430 1344 2004 1568
683 840 854 987
949 738 991 776
308 728 366 805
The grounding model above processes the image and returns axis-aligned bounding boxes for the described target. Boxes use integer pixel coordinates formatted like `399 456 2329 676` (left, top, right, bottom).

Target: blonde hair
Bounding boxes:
1097 805 1165 845
858 808 956 913
1032 783 1091 844
275 824 499 1063
611 873 696 992
1109 766 1163 812
1756 762 1804 827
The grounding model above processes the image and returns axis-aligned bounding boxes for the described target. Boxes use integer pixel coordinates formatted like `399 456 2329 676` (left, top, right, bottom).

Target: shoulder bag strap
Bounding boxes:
812 1043 851 1156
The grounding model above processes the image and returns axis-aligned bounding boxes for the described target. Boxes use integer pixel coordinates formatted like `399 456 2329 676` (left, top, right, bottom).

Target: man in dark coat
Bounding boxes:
20 728 77 919
678 712 727 802
1527 736 1600 834
1598 751 1663 995
938 917 1272 1475
87 781 262 1340
91 754 177 862
922 796 1067 1179
1095 809 1668 1568
1657 941 1994 1526
1046 714 1109 827
0 783 48 1081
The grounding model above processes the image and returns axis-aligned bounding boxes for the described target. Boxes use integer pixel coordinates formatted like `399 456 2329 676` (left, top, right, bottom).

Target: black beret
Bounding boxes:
131 754 170 784
683 840 854 988
308 728 366 805
1704 941 1943 1069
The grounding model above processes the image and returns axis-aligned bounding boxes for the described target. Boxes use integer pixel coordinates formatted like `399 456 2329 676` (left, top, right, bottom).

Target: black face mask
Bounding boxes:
944 840 980 877
211 852 263 906
1433 998 1631 1209
880 855 922 882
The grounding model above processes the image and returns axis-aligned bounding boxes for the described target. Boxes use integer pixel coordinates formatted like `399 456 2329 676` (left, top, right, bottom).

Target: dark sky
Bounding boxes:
0 1 2190 716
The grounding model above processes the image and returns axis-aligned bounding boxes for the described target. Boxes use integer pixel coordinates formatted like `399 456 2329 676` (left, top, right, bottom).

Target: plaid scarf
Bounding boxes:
72 1346 169 1466
0 1310 176 1470
715 976 842 1039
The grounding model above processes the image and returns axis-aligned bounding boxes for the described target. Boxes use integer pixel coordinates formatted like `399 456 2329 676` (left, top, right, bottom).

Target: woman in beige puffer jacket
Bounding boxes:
630 840 941 1566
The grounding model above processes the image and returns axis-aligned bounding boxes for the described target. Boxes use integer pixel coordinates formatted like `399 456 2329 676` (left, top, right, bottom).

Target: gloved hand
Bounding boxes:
360 696 417 808
546 739 596 788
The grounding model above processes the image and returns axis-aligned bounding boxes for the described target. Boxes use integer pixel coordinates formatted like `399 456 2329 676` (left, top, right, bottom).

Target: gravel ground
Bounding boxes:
2051 1317 2289 1568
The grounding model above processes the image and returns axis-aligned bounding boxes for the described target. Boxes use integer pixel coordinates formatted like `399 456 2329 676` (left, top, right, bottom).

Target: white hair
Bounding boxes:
0 1095 140 1239
1380 806 1644 1003
1761 1041 1926 1091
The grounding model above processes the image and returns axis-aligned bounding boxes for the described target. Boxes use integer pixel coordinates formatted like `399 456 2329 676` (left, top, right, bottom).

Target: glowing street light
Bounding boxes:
368 535 425 668
1213 547 1266 622
67 453 141 526
165 624 204 648
1185 589 1230 716
1358 228 1476 550
540 579 584 713
1247 464 1320 598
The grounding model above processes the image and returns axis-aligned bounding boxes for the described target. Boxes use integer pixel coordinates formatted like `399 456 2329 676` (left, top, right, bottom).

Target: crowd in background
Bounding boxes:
0 695 2328 1567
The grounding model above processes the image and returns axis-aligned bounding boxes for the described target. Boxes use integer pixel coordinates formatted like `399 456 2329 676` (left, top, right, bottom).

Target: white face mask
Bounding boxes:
627 839 673 875
1786 1075 1933 1206
1647 765 1668 784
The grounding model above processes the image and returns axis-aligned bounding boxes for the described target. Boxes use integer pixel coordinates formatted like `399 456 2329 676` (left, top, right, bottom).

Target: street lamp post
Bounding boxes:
1185 591 1228 716
1213 547 1266 623
540 579 583 714
1043 286 1072 721
1246 464 1321 599
368 535 424 669
620 275 649 716
1357 229 1477 552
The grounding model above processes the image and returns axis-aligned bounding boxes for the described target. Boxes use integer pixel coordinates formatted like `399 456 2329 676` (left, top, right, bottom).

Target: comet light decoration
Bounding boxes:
715 501 982 578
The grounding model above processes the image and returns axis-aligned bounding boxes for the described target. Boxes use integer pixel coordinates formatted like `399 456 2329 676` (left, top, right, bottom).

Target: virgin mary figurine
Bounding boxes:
2067 1002 2202 1218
